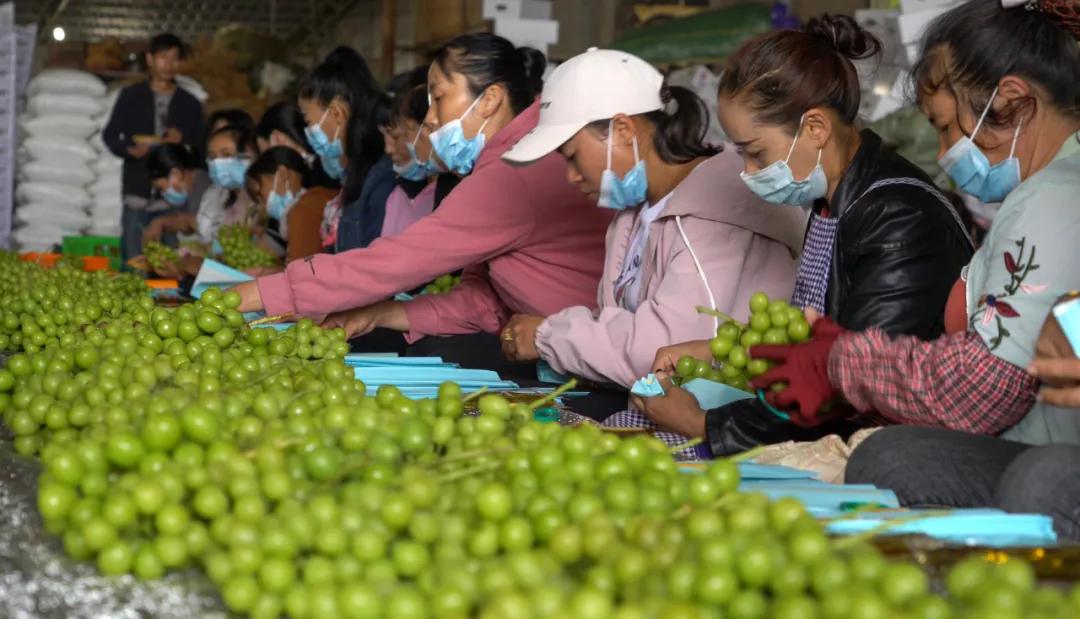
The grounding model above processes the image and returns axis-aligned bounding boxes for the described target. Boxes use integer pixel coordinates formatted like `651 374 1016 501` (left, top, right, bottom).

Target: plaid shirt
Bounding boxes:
828 329 1039 434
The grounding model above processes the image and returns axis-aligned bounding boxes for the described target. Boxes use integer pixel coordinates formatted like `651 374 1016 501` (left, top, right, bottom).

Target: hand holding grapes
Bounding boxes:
632 372 707 438
652 339 712 374
500 314 545 362
1030 300 1080 406
750 316 846 426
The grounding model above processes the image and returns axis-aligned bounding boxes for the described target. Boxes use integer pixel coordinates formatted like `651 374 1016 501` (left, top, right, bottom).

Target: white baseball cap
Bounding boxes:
503 47 665 164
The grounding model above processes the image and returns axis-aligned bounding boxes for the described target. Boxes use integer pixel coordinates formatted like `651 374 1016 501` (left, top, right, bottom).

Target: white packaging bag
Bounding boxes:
27 69 107 98
21 135 98 162
20 160 96 186
21 114 98 139
28 93 104 117
16 182 92 208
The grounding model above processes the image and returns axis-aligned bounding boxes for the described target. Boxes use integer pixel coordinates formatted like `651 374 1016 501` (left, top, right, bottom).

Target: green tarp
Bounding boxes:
611 3 773 66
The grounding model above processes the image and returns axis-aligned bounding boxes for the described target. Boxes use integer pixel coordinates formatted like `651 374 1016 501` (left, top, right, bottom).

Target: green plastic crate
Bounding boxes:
62 236 122 271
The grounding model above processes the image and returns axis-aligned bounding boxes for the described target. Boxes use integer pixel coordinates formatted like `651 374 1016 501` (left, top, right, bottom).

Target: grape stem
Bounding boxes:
528 379 579 411
830 510 955 550
462 387 489 403
667 437 703 454
428 446 513 468
248 312 294 326
437 462 501 483
695 305 743 327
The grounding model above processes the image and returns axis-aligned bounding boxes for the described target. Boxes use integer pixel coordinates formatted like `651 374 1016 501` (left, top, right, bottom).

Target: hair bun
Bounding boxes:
516 46 547 96
804 14 882 61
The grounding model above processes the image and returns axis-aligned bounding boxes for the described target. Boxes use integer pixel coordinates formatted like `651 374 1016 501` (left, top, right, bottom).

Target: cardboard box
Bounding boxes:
483 0 553 20
494 17 559 51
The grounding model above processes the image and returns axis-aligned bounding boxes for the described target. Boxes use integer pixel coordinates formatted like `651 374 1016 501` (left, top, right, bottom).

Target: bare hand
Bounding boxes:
321 301 405 339
244 266 283 277
230 281 264 313
1031 300 1080 407
651 339 712 375
631 372 707 438
804 307 824 327
162 127 183 144
142 218 166 245
500 314 545 362
127 143 151 159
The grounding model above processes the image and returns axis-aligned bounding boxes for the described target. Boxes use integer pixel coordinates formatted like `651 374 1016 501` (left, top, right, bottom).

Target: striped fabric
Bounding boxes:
790 213 839 313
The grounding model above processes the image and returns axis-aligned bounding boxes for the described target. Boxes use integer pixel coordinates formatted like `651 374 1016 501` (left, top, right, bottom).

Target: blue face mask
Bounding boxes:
267 172 300 220
939 88 1023 204
394 126 433 182
305 109 345 180
208 157 250 189
429 96 489 176
740 116 827 206
163 179 188 207
598 119 648 210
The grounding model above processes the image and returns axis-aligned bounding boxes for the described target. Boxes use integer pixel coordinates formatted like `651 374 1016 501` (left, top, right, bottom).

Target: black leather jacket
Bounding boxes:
820 129 973 338
704 130 974 456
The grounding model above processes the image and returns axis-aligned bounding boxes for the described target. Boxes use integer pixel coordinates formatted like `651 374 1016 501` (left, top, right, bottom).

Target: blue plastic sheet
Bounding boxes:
825 509 1058 548
537 361 571 385
739 480 900 512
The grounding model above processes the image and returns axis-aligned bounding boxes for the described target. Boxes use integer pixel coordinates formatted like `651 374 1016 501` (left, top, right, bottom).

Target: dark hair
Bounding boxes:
147 144 201 180
299 46 390 204
244 146 319 202
718 14 881 132
911 0 1080 128
434 33 546 115
386 66 430 102
148 33 186 58
207 108 255 138
585 86 720 164
255 101 311 152
207 124 258 158
390 84 430 128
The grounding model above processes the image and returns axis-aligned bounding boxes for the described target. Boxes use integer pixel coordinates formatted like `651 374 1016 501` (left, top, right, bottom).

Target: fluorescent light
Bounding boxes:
52 27 66 42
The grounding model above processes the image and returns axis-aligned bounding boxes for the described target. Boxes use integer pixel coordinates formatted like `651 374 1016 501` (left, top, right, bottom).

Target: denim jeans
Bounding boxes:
846 426 1080 541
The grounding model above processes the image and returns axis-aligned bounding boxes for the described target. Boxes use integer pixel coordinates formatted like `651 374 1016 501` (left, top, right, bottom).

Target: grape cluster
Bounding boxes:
676 292 812 392
145 241 181 274
1 254 1077 618
219 225 276 270
0 257 149 354
421 274 461 296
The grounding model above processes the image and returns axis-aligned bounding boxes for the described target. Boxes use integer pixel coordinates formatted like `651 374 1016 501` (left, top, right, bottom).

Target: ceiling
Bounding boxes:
13 0 365 43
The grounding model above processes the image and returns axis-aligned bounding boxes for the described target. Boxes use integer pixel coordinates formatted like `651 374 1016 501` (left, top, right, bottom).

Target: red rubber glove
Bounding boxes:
749 317 846 426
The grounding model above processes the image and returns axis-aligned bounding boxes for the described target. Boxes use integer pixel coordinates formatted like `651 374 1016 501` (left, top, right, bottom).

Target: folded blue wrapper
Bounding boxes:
630 374 666 397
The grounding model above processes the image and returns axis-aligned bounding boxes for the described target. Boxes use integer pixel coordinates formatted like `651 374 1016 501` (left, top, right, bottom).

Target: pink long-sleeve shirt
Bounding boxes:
255 102 614 340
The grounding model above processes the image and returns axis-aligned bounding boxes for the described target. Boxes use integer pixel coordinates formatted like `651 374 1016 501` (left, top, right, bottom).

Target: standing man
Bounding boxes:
102 33 204 261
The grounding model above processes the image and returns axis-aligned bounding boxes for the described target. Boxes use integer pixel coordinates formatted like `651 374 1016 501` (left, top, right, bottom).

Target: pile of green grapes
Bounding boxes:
0 255 1077 618
145 241 181 274
421 274 462 296
219 224 276 270
676 293 812 392
0 256 149 354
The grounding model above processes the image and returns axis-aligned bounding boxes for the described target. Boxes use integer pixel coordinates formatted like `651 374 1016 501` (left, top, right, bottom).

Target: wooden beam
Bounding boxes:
380 0 397 78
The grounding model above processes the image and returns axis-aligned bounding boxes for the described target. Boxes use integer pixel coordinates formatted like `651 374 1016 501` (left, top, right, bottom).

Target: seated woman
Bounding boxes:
635 14 974 452
228 33 614 377
144 124 259 249
380 84 441 238
498 48 804 389
143 144 211 277
244 146 337 264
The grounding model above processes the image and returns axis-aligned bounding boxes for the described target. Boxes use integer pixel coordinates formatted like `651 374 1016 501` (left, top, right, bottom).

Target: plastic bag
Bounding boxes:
21 114 98 139
15 203 91 230
15 182 92 209
20 160 95 186
27 69 106 98
28 93 104 117
21 135 97 161
704 398 867 457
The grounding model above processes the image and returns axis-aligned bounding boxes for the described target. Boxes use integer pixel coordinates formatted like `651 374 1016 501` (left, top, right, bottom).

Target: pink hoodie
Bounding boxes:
535 148 807 388
255 102 614 339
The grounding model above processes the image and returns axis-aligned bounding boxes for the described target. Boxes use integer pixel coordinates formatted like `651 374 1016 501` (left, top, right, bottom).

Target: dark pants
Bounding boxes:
121 206 178 263
846 426 1080 541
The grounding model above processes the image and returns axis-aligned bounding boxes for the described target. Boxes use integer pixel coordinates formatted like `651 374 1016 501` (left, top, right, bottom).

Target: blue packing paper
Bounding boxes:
630 374 665 397
190 259 253 299
739 480 900 511
825 509 1057 548
537 361 571 385
737 462 819 481
682 378 755 410
344 355 456 368
354 367 505 383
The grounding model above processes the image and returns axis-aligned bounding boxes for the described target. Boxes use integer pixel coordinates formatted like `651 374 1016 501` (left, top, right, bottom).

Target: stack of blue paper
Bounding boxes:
352 364 519 400
825 508 1057 547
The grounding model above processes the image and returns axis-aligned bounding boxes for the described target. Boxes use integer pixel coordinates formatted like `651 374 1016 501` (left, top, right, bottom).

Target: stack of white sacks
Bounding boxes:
14 69 123 251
